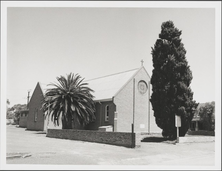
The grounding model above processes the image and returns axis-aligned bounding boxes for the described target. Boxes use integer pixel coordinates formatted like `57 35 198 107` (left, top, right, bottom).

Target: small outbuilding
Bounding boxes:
19 109 29 128
190 103 215 131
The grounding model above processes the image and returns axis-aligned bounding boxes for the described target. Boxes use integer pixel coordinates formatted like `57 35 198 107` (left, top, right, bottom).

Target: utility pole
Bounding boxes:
133 78 135 130
131 78 136 148
27 90 31 109
148 80 151 134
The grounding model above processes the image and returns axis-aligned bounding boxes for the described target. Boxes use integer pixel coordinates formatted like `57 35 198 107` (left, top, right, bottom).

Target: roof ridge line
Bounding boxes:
85 68 139 81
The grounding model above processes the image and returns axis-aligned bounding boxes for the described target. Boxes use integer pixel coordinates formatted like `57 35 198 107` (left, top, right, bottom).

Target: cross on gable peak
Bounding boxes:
141 59 144 66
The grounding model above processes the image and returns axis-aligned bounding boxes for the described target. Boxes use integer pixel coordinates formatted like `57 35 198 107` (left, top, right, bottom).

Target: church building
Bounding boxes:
26 65 161 133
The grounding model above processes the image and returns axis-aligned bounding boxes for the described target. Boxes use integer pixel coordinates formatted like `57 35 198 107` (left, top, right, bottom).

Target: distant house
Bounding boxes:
190 104 202 131
190 103 215 131
26 82 62 131
27 66 161 133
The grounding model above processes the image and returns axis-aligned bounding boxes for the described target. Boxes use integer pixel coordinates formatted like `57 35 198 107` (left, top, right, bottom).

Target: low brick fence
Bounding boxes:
47 129 140 148
179 136 215 143
187 130 215 136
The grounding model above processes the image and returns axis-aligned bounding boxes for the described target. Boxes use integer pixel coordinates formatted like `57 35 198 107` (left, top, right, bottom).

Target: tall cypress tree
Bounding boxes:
150 21 198 139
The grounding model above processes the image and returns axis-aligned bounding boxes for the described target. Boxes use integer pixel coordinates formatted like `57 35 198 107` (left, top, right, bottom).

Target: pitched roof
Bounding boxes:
28 82 53 102
85 68 140 101
35 67 147 102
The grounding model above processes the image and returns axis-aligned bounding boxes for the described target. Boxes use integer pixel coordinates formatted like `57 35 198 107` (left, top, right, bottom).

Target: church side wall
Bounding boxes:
85 102 101 130
99 101 115 128
86 101 116 130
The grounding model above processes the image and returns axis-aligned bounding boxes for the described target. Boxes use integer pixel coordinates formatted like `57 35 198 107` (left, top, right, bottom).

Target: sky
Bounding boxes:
2 2 220 107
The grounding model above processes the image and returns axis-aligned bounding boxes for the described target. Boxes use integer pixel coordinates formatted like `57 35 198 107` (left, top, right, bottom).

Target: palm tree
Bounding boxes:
42 73 96 129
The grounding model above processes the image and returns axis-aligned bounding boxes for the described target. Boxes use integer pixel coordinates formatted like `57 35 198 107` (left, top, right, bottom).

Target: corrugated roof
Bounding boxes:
86 68 139 101
36 67 140 101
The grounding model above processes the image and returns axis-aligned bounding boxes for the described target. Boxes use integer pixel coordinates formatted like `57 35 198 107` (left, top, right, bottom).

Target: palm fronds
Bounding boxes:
42 73 95 129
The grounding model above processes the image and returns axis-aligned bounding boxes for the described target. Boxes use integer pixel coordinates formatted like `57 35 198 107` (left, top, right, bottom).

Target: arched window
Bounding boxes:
34 108 38 122
105 105 109 122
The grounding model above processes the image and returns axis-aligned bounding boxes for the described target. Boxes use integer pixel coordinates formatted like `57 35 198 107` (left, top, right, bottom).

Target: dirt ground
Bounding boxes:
3 125 218 170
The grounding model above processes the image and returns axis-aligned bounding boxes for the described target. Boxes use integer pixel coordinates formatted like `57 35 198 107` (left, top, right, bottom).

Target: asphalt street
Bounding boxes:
4 125 217 169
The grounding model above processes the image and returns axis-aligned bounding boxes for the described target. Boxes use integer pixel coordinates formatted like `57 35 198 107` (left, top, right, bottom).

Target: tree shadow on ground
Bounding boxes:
141 136 177 144
24 128 46 134
141 137 168 143
35 132 46 134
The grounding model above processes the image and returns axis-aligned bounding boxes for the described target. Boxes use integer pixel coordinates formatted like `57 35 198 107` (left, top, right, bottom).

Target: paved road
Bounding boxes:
5 125 216 168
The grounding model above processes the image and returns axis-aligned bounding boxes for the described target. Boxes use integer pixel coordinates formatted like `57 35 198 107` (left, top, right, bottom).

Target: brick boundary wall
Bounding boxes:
179 136 215 143
47 129 140 148
187 130 215 136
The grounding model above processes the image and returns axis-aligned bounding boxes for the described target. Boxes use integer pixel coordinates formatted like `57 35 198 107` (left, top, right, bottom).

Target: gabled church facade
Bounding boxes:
85 66 160 133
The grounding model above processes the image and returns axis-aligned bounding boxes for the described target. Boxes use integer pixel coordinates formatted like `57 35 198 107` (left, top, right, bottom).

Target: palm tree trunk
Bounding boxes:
62 115 73 129
73 112 77 129
62 113 84 129
62 117 67 129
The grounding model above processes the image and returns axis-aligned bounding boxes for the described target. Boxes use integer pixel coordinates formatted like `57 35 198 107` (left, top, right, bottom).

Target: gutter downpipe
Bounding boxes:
132 78 135 148
148 80 151 134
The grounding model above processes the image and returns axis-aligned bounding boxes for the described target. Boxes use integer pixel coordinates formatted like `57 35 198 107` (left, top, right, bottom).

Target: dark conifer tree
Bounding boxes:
150 21 198 139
